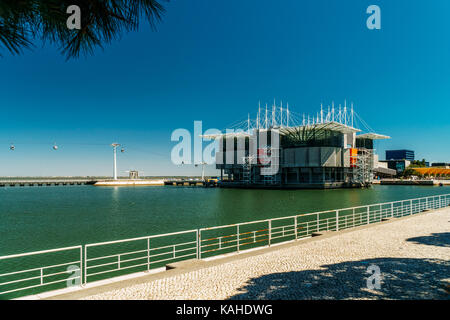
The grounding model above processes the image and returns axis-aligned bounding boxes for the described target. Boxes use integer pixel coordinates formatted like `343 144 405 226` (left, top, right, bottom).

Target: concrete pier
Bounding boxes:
379 179 450 186
0 179 96 187
93 179 165 186
163 179 217 187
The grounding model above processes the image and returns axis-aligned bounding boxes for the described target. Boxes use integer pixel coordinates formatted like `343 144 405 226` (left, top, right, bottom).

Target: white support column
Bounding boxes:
111 143 120 180
113 147 117 180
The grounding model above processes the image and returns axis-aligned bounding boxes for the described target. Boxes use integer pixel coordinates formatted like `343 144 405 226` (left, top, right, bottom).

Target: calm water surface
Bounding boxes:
1 185 449 255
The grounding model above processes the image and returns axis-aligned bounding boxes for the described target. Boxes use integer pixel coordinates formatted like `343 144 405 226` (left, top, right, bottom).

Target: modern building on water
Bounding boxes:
204 101 390 189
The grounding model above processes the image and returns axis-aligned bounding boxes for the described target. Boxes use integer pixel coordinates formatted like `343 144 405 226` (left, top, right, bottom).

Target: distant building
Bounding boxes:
431 162 450 168
379 159 411 173
128 170 139 179
386 149 415 161
412 167 450 176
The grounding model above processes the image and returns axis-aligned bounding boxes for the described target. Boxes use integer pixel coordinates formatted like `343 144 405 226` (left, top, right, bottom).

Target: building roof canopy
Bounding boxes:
357 133 391 140
279 121 361 136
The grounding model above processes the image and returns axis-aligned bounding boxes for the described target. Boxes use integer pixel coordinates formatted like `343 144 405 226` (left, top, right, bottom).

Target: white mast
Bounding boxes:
332 102 335 122
351 103 354 128
257 101 261 129
271 104 274 127
338 104 342 124
111 143 120 180
280 101 283 127
265 104 268 129
320 104 323 123
344 100 347 126
287 103 290 127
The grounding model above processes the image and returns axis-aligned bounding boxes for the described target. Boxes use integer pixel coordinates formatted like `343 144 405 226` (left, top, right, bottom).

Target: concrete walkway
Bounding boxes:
50 207 450 300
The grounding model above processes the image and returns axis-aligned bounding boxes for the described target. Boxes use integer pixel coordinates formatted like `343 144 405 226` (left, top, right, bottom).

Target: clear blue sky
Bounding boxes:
1 0 449 176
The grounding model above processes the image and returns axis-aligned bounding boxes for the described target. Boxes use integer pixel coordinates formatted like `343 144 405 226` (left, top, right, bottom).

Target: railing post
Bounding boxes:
316 213 320 232
294 216 298 240
118 255 121 270
367 206 370 225
391 202 394 218
353 208 356 226
84 246 87 284
80 246 83 286
410 199 413 215
198 230 202 259
336 210 339 231
40 268 43 285
237 225 240 253
268 220 272 247
147 237 150 271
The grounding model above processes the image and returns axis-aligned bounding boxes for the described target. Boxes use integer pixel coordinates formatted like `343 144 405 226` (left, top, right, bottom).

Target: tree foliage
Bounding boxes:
0 0 167 59
409 159 427 168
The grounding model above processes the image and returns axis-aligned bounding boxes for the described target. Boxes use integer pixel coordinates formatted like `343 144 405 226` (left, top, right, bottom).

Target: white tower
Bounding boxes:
111 143 120 180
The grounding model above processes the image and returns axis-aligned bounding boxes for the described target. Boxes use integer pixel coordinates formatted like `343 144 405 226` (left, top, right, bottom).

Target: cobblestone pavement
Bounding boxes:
83 208 450 300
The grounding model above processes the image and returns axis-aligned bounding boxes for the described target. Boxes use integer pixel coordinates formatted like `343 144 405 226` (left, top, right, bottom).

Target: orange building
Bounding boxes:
412 167 450 176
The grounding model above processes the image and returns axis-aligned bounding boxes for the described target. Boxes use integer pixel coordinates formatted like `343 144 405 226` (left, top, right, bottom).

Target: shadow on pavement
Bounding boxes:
406 232 450 248
229 257 450 300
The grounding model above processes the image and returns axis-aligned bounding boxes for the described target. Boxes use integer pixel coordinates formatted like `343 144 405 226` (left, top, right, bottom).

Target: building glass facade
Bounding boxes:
385 150 415 161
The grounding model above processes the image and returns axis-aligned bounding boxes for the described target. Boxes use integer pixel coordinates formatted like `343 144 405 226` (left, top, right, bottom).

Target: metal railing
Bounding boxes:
198 193 450 258
84 230 198 283
0 246 82 297
0 193 449 299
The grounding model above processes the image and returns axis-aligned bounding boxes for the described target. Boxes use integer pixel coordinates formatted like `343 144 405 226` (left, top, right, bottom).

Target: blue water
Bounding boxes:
0 184 448 255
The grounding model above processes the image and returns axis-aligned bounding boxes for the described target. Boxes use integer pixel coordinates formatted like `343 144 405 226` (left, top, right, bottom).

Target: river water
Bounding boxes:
1 184 449 255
